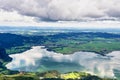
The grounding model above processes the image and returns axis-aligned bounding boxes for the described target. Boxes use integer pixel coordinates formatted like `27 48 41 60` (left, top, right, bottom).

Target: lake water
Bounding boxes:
6 46 120 78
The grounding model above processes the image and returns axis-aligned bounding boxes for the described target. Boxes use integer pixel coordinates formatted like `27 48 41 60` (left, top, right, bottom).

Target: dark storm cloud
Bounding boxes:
0 0 120 21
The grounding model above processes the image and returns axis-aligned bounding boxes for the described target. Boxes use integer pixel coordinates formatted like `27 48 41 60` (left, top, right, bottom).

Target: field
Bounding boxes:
0 71 115 80
1 32 119 55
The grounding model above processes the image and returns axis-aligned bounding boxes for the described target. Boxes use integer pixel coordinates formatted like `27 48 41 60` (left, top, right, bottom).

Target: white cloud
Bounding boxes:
0 0 120 21
0 0 120 28
0 10 120 29
0 10 34 22
6 46 120 77
0 10 38 26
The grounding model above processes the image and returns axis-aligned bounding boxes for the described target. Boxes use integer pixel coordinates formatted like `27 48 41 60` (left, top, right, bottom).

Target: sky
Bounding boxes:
0 0 120 28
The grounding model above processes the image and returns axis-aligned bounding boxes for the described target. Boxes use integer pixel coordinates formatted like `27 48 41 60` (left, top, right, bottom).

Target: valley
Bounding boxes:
0 28 120 80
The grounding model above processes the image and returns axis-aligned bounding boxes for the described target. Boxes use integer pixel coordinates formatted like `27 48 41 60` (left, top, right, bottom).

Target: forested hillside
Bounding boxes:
0 32 120 55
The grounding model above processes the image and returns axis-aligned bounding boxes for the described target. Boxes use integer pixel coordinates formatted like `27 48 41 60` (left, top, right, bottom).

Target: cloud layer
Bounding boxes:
0 0 120 21
6 46 120 78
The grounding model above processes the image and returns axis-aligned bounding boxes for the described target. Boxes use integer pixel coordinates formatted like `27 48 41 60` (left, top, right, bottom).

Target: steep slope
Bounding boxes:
0 48 12 72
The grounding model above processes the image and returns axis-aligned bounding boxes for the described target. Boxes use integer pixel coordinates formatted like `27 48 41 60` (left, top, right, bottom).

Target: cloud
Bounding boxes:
0 10 34 22
6 46 120 78
0 0 120 21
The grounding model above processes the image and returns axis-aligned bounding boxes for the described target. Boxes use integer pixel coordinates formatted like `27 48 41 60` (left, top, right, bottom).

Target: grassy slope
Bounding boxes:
0 71 116 80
